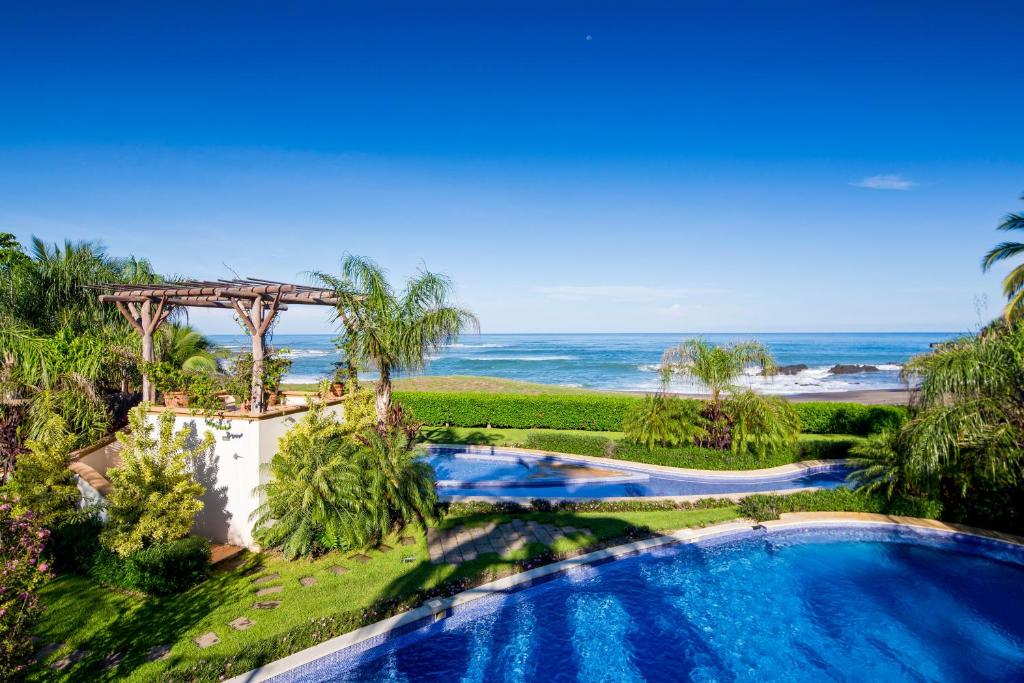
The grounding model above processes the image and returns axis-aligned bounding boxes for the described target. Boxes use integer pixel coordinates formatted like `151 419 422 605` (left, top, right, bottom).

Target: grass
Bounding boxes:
31 506 738 682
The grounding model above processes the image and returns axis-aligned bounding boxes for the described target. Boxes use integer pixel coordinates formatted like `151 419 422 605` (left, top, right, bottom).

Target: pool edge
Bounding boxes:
225 513 1024 683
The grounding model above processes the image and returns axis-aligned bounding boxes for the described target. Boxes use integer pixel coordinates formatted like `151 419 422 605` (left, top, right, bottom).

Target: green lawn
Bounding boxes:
31 506 738 682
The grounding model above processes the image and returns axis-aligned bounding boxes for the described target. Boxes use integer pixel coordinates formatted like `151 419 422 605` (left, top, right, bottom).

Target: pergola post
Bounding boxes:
113 297 169 403
229 291 283 414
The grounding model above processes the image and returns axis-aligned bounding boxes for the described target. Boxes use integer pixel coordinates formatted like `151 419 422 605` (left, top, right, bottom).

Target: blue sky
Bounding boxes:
2 1 1022 334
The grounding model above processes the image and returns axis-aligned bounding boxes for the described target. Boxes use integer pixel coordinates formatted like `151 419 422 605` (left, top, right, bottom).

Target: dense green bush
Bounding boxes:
792 402 906 435
396 392 636 431
797 435 862 460
397 391 905 436
738 488 942 522
50 519 209 595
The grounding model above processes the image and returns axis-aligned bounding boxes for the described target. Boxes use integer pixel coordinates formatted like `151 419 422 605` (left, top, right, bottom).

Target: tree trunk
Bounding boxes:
141 331 155 402
251 333 266 414
375 368 392 426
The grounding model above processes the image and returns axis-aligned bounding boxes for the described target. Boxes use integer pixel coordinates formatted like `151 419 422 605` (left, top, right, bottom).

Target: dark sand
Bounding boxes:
673 388 911 405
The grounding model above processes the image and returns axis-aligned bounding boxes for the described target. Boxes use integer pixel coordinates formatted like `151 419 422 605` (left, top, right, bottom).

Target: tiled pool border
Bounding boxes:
226 513 1024 683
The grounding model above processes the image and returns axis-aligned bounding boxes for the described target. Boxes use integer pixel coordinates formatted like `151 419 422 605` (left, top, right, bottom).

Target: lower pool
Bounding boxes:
271 525 1024 682
425 446 850 499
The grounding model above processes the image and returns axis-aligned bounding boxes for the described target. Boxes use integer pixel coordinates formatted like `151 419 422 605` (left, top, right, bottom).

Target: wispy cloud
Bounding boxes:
851 174 916 190
533 285 728 303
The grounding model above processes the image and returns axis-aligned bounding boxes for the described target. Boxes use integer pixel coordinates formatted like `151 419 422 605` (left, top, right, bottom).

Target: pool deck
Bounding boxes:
227 512 1024 683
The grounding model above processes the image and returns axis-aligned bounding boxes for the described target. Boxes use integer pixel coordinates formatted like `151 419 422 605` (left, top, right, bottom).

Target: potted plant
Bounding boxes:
328 362 347 397
151 363 189 408
262 349 293 406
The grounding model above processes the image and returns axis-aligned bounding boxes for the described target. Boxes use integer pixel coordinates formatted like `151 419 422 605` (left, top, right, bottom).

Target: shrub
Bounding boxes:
6 414 81 528
50 518 209 595
797 436 861 460
102 406 211 556
395 392 636 431
738 488 942 522
523 432 613 458
792 402 906 435
0 501 51 681
396 391 905 435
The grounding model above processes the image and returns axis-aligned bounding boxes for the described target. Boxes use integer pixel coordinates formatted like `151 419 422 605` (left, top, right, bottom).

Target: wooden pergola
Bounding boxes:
91 279 340 413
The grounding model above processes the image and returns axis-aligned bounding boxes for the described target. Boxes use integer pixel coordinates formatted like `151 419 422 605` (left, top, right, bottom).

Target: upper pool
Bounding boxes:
425 446 850 499
269 525 1024 682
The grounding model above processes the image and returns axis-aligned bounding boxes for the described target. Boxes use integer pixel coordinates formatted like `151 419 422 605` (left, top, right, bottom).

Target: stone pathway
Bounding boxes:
427 522 589 565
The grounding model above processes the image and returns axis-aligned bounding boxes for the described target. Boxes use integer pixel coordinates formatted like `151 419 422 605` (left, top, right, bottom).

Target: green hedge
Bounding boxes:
738 488 943 522
397 391 905 436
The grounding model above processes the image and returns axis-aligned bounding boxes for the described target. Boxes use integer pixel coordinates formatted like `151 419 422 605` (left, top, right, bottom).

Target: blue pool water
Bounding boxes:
274 526 1024 682
426 447 849 499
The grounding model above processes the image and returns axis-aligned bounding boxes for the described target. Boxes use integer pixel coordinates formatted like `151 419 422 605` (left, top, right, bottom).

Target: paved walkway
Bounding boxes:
427 521 589 565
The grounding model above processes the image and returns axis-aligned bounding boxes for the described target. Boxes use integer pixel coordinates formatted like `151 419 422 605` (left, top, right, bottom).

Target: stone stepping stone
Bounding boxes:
229 617 255 631
299 576 317 587
256 586 283 596
327 565 349 575
100 651 124 670
146 645 172 662
51 649 87 670
400 536 416 546
252 572 280 585
349 553 372 564
253 600 281 610
194 632 220 649
377 543 393 552
35 643 64 662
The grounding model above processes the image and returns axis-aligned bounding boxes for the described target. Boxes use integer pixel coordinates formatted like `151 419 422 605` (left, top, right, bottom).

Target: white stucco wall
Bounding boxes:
146 401 345 549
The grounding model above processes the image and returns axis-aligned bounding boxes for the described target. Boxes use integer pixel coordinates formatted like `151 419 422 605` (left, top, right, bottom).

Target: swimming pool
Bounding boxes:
425 446 850 499
267 524 1024 682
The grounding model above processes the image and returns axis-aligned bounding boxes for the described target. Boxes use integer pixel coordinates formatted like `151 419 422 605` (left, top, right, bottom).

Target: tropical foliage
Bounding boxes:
5 414 81 528
155 323 222 373
0 500 51 681
252 402 354 558
252 400 437 558
623 394 705 449
981 191 1024 321
848 323 1024 532
102 407 211 556
660 339 778 448
314 255 478 425
726 389 801 457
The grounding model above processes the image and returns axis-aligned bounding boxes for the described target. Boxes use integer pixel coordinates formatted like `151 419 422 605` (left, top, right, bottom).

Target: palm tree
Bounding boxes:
661 339 777 407
338 427 438 547
314 255 478 425
660 339 778 449
981 192 1024 321
251 403 354 559
156 323 222 373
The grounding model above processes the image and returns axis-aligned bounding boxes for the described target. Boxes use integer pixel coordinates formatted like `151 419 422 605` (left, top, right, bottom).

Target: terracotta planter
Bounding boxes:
329 382 345 397
266 392 283 406
163 391 189 408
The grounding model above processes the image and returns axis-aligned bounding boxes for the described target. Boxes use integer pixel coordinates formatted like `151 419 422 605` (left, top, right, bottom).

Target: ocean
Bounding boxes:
208 332 961 395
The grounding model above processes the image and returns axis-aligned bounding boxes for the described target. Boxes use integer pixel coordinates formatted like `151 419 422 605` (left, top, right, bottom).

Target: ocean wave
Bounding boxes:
442 343 506 349
463 355 578 362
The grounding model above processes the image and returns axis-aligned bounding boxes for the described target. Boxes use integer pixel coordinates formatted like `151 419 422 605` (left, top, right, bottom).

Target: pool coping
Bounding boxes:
226 512 1024 683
